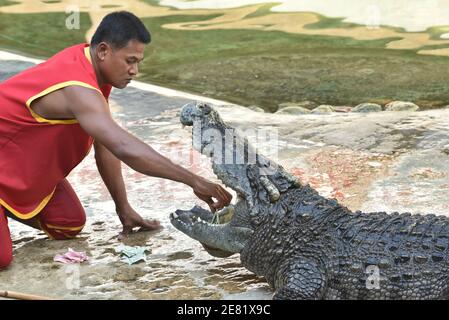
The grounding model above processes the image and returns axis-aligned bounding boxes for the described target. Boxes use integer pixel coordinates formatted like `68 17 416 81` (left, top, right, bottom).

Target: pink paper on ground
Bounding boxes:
54 248 88 264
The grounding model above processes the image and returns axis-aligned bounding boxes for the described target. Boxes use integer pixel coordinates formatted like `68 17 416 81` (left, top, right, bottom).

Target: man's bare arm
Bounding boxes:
94 140 161 234
94 141 128 207
64 86 232 210
66 87 196 184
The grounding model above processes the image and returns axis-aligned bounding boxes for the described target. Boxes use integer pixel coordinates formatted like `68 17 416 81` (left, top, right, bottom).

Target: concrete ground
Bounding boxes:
0 53 448 300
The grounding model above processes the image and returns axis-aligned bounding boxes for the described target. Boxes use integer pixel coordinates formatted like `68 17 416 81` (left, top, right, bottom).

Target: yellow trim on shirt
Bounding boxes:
45 223 85 231
25 81 102 125
0 188 56 220
37 220 55 240
54 229 76 239
84 46 92 64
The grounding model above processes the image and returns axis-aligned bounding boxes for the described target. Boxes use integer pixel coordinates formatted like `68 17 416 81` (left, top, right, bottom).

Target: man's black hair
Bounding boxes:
91 11 151 49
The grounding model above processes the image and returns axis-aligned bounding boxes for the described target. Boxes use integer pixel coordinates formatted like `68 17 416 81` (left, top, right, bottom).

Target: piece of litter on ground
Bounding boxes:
54 248 88 264
367 161 382 168
115 245 151 265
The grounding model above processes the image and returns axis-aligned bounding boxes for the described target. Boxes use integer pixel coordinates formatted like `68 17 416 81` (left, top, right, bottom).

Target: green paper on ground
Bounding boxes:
115 244 151 265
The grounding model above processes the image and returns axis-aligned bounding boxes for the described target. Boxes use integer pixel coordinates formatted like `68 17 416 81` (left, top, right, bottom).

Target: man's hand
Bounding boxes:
116 204 162 240
192 177 232 212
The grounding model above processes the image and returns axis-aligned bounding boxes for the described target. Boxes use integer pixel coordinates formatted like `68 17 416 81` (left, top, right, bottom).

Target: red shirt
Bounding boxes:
0 43 111 219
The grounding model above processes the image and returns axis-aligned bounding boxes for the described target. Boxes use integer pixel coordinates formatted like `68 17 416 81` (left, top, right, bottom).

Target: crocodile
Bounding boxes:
170 101 449 300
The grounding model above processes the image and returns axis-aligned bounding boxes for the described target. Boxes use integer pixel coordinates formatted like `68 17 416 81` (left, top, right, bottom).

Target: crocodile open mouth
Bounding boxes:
169 102 254 256
169 204 240 257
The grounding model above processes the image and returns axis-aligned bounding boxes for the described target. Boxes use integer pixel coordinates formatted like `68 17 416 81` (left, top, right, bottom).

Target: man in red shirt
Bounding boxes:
0 11 232 269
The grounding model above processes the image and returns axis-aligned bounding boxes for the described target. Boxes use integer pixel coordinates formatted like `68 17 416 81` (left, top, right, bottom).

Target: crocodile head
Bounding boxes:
170 102 301 257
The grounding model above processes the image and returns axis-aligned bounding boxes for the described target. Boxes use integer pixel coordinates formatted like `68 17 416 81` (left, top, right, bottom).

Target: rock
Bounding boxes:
333 106 353 113
246 105 265 113
385 101 420 112
278 101 317 110
311 105 334 114
275 106 310 115
352 103 382 113
297 101 319 109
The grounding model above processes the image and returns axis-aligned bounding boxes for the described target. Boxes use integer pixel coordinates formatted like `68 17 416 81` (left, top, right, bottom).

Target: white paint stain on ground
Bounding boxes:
161 0 449 32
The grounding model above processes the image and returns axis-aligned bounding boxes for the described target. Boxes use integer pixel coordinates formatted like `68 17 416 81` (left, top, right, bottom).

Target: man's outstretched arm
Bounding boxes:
65 86 232 212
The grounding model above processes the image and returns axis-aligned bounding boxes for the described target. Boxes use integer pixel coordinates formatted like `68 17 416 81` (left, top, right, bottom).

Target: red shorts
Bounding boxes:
0 179 86 269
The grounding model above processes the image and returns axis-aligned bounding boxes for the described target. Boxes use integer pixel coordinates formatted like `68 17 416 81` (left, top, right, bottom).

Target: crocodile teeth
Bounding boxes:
172 212 179 219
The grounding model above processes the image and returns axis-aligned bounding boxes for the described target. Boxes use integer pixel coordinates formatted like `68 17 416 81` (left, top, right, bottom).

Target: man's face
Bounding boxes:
99 39 145 89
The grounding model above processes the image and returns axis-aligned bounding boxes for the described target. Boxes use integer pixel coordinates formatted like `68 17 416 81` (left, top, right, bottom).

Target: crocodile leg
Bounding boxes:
273 260 327 300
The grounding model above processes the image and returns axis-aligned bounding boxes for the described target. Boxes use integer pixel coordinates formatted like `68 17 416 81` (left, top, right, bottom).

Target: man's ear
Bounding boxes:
95 42 111 61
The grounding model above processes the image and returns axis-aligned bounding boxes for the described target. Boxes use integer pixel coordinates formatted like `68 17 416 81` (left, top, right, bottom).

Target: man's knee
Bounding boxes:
42 223 85 240
0 250 13 269
40 209 86 240
0 207 13 269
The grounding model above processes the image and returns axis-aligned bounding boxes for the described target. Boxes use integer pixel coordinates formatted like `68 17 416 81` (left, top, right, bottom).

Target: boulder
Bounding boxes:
278 100 317 110
311 105 334 114
333 106 353 113
275 106 310 115
246 105 265 113
385 101 420 112
352 103 382 113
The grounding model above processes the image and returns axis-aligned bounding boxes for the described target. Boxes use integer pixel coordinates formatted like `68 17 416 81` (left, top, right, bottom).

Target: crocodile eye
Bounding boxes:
203 105 212 115
197 103 211 115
